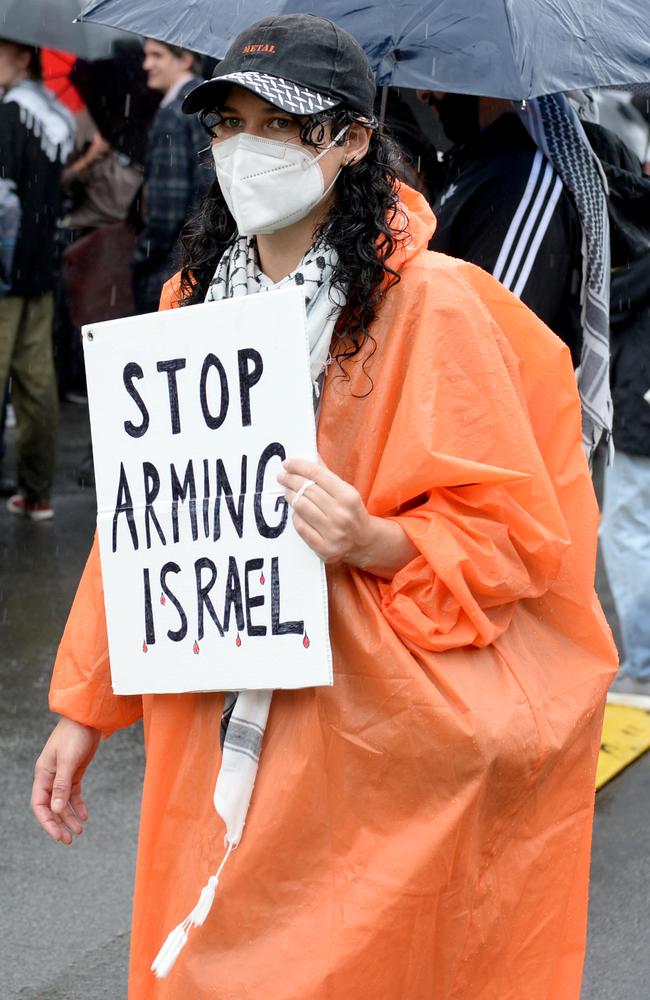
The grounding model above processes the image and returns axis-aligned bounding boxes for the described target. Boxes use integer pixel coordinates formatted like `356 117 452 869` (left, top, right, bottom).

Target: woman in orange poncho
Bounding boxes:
32 14 616 1000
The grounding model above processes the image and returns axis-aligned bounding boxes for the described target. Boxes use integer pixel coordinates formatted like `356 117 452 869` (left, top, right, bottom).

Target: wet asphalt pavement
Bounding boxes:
0 403 647 999
1 403 143 999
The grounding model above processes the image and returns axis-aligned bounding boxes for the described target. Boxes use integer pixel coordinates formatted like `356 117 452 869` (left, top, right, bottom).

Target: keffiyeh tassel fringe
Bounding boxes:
151 841 234 979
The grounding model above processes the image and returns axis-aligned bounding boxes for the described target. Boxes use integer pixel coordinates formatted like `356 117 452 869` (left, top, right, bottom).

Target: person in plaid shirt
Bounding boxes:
132 40 212 314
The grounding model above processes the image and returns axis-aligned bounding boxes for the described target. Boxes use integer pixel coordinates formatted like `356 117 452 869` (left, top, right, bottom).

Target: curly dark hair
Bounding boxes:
178 106 409 374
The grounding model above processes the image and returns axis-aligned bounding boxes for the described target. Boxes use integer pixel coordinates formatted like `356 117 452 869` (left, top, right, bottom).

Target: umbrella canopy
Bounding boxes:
78 0 650 99
42 49 85 111
1 0 135 61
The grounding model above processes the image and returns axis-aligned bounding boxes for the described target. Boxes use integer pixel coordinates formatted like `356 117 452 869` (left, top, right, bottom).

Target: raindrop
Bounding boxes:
193 639 200 654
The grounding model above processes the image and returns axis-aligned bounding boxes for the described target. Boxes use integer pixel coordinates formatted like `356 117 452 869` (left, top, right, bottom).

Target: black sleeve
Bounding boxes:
432 161 583 363
611 257 650 331
584 121 642 176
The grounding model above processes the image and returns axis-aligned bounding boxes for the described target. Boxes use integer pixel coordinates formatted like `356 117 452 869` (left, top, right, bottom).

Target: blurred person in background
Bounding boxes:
584 105 650 699
421 92 584 366
593 88 650 174
61 110 142 236
0 171 20 496
132 40 211 313
56 108 143 404
377 88 442 202
601 248 650 699
0 38 73 520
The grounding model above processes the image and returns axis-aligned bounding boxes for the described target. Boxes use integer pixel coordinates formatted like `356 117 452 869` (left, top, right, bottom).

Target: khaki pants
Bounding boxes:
0 293 58 502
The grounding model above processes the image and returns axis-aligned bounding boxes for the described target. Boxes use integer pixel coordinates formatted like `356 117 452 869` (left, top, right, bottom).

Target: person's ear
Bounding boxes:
179 50 194 74
343 124 371 167
17 48 31 76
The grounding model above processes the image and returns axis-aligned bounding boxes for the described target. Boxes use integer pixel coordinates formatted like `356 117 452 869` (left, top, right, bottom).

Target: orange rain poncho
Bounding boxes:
50 185 617 999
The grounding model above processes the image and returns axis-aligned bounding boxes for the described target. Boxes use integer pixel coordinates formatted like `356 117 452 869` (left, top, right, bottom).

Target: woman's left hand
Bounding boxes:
277 458 373 567
277 458 420 579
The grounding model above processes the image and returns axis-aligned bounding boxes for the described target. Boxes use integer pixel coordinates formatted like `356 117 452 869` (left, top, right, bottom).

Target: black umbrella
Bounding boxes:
79 0 650 99
70 43 161 166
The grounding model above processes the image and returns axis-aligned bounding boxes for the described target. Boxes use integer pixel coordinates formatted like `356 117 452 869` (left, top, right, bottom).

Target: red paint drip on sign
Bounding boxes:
193 639 200 654
142 641 148 653
160 593 166 606
236 633 242 647
260 572 265 585
303 633 310 649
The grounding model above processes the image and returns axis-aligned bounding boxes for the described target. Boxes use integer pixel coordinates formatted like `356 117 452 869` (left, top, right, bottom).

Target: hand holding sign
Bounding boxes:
278 458 373 564
278 458 419 581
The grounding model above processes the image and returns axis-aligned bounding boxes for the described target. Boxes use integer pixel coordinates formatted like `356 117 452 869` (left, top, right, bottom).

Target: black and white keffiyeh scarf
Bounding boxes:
206 234 342 405
517 93 613 461
152 235 343 979
208 235 343 844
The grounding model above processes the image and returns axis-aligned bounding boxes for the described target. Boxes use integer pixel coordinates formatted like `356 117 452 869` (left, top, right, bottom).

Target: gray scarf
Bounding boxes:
517 94 612 461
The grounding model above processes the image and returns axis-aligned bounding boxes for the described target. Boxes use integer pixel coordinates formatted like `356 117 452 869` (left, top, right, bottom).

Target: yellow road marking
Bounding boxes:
596 704 650 790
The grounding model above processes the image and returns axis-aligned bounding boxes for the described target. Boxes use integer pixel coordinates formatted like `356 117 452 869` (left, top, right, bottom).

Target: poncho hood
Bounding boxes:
391 182 437 273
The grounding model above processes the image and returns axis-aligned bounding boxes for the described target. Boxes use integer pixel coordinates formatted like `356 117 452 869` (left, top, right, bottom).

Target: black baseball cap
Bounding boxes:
182 14 377 124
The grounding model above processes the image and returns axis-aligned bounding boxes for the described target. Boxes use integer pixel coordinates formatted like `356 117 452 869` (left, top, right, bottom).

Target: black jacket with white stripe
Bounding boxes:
430 113 583 367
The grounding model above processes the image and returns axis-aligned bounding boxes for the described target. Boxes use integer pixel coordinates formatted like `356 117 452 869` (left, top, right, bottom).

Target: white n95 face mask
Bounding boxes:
211 128 347 236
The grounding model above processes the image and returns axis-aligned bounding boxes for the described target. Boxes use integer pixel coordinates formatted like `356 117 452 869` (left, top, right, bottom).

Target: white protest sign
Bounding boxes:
83 286 332 695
